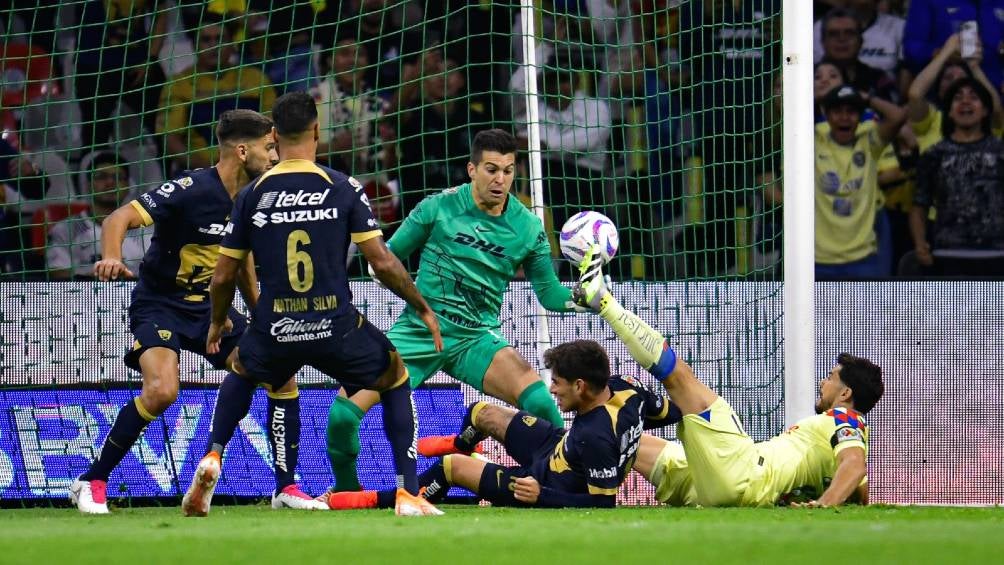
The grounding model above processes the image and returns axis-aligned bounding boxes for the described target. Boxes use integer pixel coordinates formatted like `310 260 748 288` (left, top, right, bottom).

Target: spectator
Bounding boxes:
819 7 899 102
678 0 780 275
814 61 848 122
336 0 424 95
240 4 319 95
516 64 612 236
74 0 168 151
906 33 1003 154
908 78 1004 276
814 0 907 90
392 55 487 220
313 35 398 228
46 151 149 280
156 14 277 171
815 86 906 279
903 0 1004 94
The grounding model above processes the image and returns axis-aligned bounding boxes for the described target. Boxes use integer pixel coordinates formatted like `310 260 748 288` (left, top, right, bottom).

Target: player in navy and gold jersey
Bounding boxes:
70 110 287 515
202 91 445 516
330 340 680 509
577 247 884 508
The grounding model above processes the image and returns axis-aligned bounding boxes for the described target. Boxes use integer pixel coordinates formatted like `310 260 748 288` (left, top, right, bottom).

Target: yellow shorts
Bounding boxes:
650 441 697 507
677 397 760 507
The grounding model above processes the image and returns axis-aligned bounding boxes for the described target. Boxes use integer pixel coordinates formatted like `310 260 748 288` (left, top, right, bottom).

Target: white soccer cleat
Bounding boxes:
271 484 329 510
69 477 110 515
182 452 221 517
395 488 445 516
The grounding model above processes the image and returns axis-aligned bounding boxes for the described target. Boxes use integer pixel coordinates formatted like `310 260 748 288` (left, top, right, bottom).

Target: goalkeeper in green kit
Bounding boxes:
323 129 591 505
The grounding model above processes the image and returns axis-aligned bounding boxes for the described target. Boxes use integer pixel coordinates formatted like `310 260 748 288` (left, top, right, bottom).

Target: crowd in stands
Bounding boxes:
1 0 1003 281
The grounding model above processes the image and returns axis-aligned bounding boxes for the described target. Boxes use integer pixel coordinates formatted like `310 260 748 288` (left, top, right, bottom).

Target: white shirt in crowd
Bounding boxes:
526 92 612 173
46 210 150 278
814 12 905 73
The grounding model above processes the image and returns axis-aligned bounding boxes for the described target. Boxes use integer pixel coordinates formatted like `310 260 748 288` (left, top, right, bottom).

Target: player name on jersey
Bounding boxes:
272 294 339 313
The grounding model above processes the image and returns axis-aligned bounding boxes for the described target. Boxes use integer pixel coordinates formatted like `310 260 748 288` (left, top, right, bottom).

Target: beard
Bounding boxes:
814 399 827 414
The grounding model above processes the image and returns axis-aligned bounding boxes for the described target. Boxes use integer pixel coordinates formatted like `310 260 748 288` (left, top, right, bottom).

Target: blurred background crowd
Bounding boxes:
0 0 1002 281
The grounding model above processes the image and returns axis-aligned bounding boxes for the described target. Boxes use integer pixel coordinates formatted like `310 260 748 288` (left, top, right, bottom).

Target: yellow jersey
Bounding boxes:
744 407 868 507
814 121 887 264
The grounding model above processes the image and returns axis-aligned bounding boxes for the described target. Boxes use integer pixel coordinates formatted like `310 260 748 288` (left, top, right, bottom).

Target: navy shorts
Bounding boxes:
124 299 247 371
503 411 565 466
236 308 394 389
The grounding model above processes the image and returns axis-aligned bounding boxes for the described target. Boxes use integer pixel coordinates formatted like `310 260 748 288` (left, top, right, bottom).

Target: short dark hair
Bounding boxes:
941 77 994 138
272 91 318 137
544 340 611 393
89 150 124 171
215 109 273 145
821 7 862 36
837 353 883 414
471 129 517 164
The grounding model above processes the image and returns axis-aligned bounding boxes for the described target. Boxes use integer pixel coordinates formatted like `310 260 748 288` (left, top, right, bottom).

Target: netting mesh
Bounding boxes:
0 1 792 506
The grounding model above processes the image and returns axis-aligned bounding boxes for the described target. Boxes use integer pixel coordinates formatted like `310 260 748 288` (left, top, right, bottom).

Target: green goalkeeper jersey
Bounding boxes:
387 183 574 332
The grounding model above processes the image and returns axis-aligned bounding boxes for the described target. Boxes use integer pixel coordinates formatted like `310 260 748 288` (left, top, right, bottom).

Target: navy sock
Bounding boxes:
83 399 152 481
376 489 397 509
379 382 418 494
453 402 487 453
269 393 300 491
206 372 256 455
418 459 450 503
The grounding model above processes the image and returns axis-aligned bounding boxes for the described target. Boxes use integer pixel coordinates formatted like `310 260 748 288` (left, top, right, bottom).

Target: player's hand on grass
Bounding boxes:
513 476 541 505
94 258 135 281
206 317 233 355
789 500 823 509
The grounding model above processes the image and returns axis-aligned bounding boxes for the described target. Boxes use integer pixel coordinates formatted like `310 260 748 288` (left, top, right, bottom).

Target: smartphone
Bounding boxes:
960 20 979 58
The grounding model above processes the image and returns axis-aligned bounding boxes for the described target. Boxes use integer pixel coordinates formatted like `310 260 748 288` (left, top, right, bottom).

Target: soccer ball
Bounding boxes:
559 211 619 264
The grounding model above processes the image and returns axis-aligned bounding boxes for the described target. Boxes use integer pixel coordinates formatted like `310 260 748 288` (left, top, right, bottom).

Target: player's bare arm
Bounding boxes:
206 254 240 354
94 202 146 281
358 236 443 352
794 446 867 508
235 252 260 310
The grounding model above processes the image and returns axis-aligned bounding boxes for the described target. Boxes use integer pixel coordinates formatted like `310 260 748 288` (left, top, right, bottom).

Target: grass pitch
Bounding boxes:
3 504 1000 564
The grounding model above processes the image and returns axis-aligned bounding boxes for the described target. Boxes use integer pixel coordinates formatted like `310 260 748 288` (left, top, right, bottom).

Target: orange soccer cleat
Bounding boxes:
326 489 378 510
417 435 484 457
394 488 444 516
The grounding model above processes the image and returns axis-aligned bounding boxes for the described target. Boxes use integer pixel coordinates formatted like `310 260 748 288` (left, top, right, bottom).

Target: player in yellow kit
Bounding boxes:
576 247 884 507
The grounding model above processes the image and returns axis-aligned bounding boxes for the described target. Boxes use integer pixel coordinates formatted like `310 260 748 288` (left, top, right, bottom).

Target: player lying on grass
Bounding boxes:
70 110 324 514
323 128 593 495
577 246 884 508
191 91 444 517
327 339 681 509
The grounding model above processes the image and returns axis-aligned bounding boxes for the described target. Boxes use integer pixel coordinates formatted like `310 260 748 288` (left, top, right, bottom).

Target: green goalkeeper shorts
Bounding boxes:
387 315 510 390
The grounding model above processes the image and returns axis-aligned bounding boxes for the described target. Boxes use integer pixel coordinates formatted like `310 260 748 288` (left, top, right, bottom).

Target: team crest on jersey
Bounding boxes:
852 151 866 167
828 407 863 429
176 176 194 188
158 330 173 341
522 415 538 427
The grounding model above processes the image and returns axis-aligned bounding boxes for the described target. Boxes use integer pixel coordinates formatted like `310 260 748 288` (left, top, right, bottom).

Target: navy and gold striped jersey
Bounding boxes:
533 376 680 498
129 167 234 312
220 159 381 333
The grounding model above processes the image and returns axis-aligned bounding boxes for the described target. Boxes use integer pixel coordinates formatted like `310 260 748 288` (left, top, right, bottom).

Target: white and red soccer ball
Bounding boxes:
559 211 619 264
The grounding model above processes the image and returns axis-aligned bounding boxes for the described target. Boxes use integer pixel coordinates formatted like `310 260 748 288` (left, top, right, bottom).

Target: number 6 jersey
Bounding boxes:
220 159 380 332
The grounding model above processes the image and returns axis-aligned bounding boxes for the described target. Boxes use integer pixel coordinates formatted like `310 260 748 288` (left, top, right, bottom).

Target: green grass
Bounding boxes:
2 505 1001 564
